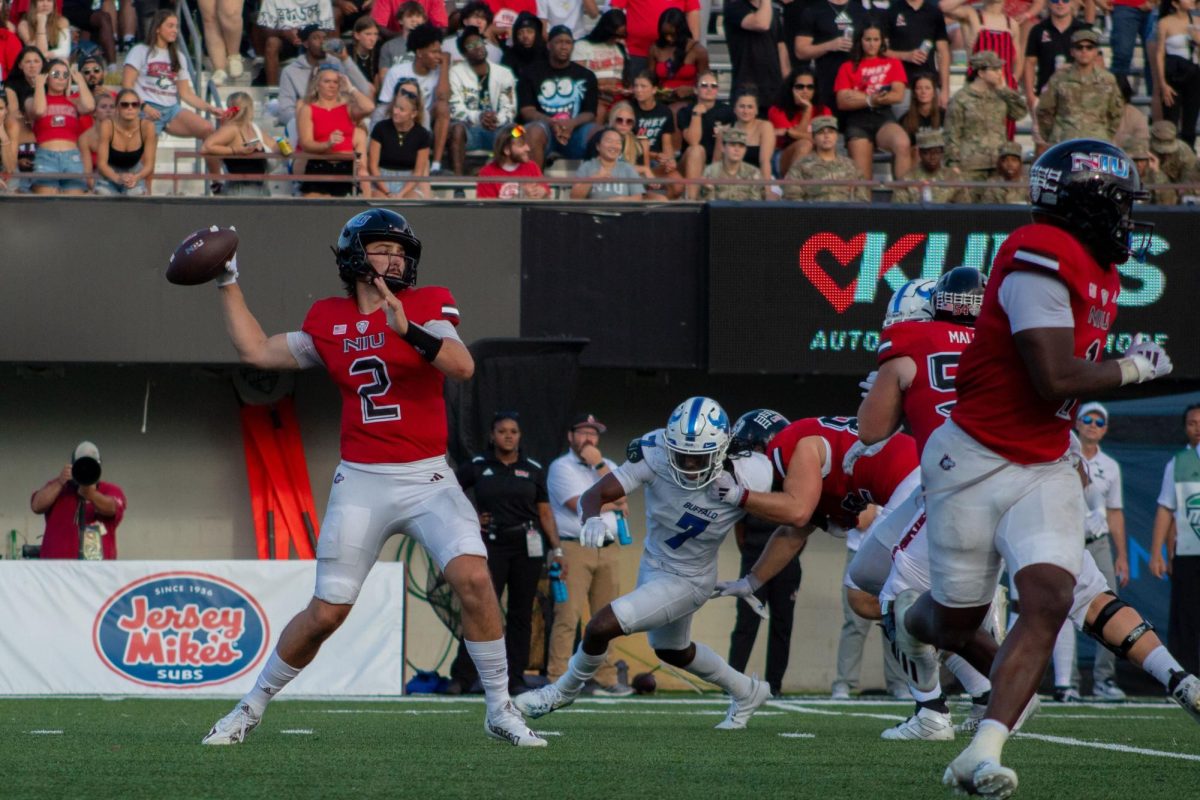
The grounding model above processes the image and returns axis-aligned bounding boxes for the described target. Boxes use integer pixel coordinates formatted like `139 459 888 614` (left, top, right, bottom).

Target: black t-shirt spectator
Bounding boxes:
455 452 549 533
370 120 433 170
677 100 736 161
518 60 599 119
634 101 677 153
884 0 948 83
794 0 869 110
724 0 785 109
1025 17 1089 95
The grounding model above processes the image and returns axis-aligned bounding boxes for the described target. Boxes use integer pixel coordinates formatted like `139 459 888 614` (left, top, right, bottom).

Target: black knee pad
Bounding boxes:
1083 595 1154 659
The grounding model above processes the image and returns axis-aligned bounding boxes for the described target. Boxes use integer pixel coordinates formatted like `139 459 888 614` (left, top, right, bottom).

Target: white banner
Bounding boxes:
0 560 404 696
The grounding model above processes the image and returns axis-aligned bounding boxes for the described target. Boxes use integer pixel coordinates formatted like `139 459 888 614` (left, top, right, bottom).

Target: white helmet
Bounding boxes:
882 278 936 328
662 397 731 490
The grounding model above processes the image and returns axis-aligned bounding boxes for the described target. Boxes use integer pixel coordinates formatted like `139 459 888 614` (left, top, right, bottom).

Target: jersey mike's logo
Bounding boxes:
93 572 269 689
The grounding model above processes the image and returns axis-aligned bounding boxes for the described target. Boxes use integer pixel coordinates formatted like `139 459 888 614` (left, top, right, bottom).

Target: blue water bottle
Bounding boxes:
549 562 568 603
615 510 632 546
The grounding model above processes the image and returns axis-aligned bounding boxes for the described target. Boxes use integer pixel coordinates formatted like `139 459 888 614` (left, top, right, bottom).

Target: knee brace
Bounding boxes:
1083 596 1154 659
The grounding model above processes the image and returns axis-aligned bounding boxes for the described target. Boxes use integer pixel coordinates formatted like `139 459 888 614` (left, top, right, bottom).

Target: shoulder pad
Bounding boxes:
626 432 658 463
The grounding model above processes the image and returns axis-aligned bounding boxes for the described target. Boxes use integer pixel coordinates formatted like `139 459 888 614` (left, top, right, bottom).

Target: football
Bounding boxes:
166 226 239 285
631 672 657 695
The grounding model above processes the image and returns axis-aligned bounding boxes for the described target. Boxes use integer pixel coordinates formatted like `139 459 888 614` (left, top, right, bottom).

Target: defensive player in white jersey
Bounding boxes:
515 397 776 729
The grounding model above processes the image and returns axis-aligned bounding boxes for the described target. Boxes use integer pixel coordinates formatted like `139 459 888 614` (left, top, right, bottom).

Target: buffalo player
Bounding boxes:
892 139 1175 796
515 397 776 730
202 209 545 748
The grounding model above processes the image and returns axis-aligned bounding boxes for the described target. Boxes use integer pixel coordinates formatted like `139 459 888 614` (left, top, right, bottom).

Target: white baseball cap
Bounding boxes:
73 441 101 462
1076 402 1108 422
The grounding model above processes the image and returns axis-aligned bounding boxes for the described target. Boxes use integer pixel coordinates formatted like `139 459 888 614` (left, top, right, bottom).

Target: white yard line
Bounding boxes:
1015 732 1200 763
301 709 469 715
29 730 63 735
280 729 313 735
778 732 816 739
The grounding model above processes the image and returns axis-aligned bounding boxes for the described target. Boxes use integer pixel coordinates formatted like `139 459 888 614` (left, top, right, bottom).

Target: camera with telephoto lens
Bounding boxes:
71 442 102 486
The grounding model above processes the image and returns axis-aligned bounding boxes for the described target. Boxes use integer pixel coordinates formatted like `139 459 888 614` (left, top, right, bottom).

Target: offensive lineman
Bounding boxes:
202 209 544 747
515 397 776 729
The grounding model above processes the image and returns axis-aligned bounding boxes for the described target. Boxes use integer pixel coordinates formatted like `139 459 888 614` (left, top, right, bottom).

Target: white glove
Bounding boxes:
580 516 613 549
859 370 878 398
707 470 747 508
1085 509 1108 538
842 436 890 475
713 573 763 600
216 252 239 287
1118 335 1172 385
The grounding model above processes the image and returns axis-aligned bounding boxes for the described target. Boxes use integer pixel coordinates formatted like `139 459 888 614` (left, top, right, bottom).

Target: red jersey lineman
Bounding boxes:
202 209 545 749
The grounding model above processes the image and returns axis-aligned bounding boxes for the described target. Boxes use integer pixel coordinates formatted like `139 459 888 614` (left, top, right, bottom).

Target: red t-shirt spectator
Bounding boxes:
833 55 907 96
371 0 449 32
34 480 126 560
0 29 23 79
611 0 700 58
476 160 547 198
767 103 832 149
10 0 62 17
486 0 538 37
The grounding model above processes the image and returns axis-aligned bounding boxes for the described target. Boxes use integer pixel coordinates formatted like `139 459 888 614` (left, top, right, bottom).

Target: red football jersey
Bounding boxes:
767 417 919 529
953 223 1120 464
877 320 975 455
301 286 460 464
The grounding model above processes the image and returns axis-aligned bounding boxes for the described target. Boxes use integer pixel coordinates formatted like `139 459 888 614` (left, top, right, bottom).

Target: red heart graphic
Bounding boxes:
799 233 866 313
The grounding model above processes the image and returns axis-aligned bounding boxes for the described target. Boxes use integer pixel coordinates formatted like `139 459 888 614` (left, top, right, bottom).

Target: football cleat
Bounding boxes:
943 756 1019 800
484 701 548 747
513 683 574 719
714 678 771 730
890 589 940 693
201 703 260 745
831 682 851 701
956 701 988 735
1170 673 1200 725
881 706 955 741
1092 679 1127 702
1053 686 1082 703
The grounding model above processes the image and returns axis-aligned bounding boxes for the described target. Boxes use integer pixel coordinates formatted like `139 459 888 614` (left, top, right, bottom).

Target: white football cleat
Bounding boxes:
1092 679 1126 702
485 701 548 747
201 703 260 745
881 706 955 741
943 756 1019 799
955 701 988 734
1170 673 1200 725
891 589 940 693
513 683 574 719
714 678 771 730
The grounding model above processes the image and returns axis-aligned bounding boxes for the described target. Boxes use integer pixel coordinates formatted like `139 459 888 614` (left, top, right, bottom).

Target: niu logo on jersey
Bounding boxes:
343 333 385 353
1088 306 1113 331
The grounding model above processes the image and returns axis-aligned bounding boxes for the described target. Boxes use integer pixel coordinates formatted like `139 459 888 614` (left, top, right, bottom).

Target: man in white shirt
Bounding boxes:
537 0 599 39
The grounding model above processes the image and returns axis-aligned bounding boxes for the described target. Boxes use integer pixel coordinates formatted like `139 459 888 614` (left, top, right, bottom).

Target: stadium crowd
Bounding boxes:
1 0 1199 198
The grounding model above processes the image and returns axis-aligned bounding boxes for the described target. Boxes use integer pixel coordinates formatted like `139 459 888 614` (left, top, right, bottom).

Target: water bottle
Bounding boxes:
7 530 17 560
918 39 932 57
549 562 568 603
274 136 293 157
615 510 632 546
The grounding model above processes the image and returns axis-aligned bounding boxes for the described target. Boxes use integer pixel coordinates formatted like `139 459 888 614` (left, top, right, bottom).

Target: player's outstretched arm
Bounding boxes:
741 437 825 528
748 525 814 585
857 358 911 445
218 283 301 370
1015 328 1171 399
579 473 628 521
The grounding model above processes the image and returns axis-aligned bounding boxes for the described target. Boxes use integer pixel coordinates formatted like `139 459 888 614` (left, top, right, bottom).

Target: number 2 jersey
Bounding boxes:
876 320 975 455
766 417 918 530
289 286 461 464
612 429 774 578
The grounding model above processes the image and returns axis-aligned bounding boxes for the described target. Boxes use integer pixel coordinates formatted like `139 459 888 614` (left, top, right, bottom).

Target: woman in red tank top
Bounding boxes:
647 8 708 115
943 0 1023 139
27 58 93 194
297 63 375 198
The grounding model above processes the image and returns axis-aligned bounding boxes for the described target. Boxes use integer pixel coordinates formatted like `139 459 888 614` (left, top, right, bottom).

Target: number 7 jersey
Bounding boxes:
300 287 460 464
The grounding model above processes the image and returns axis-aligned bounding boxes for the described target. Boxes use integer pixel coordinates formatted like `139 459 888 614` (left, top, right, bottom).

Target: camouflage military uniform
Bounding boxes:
784 155 868 202
1141 167 1176 206
1036 64 1124 144
1157 143 1198 184
977 175 1026 204
701 161 766 200
892 165 971 204
945 82 1028 182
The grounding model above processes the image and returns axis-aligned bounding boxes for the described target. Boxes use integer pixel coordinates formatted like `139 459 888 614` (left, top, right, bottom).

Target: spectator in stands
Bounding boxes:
606 98 651 168
488 0 538 41
1109 0 1157 94
502 10 546 74
1129 138 1175 204
790 0 866 113
1022 0 1088 114
350 16 382 88
93 87 154 194
1149 119 1198 188
1115 74 1150 152
834 23 911 179
374 0 448 41
898 73 941 160
678 68 731 198
6 44 43 114
572 8 627 122
885 0 951 112
476 121 550 197
448 24 516 175
376 23 451 173
78 53 110 103
445 3 505 65
279 25 375 129
368 79 432 196
18 0 70 60
570 125 644 198
519 25 597 167
611 0 699 76
723 0 784 111
891 128 969 203
0 5 23 79
123 10 224 183
978 140 1026 203
942 0 1022 86
297 62 373 196
944 50 1026 191
783 116 865 200
256 0 335 86
28 58 91 194
1036 28 1123 146
60 0 115 65
203 91 276 196
30 441 126 561
378 2 427 70
197 0 244 86
769 66 830 177
0 90 17 181
717 86 773 178
629 69 680 196
647 6 707 113
1154 0 1200 150
77 87 113 179
537 0 597 40
700 125 765 199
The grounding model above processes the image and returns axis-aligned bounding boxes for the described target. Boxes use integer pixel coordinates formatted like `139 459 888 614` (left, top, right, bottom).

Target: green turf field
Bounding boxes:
2 695 1196 799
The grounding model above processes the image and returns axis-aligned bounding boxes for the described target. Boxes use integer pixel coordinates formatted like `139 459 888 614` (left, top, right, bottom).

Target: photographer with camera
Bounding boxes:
29 441 126 560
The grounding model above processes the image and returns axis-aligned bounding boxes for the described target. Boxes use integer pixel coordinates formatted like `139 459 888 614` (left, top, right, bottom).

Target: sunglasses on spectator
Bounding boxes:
612 115 635 124
698 81 719 88
82 67 103 75
397 88 419 100
118 100 141 108
463 40 487 51
1073 43 1097 50
1079 415 1106 427
1050 0 1071 4
49 70 68 79
794 82 815 90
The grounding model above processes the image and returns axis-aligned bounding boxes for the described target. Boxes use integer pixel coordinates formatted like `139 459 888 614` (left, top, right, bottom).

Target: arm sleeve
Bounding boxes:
424 319 463 342
998 270 1073 332
1157 459 1177 509
286 331 324 368
611 458 656 495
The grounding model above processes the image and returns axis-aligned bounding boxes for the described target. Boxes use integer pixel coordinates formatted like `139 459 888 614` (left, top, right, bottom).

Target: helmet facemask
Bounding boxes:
663 397 732 490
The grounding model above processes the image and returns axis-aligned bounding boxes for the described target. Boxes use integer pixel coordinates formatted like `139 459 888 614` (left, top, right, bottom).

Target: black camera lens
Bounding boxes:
72 456 102 486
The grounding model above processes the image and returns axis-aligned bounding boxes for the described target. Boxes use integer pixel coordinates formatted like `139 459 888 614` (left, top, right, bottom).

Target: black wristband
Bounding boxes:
402 322 443 362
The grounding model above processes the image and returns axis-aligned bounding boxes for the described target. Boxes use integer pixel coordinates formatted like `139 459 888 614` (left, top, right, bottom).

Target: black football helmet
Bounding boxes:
1028 138 1152 265
931 267 986 326
729 409 790 457
335 208 423 291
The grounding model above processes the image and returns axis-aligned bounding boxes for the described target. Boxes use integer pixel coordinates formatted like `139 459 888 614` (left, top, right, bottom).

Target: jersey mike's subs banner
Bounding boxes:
708 204 1198 376
0 561 404 696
